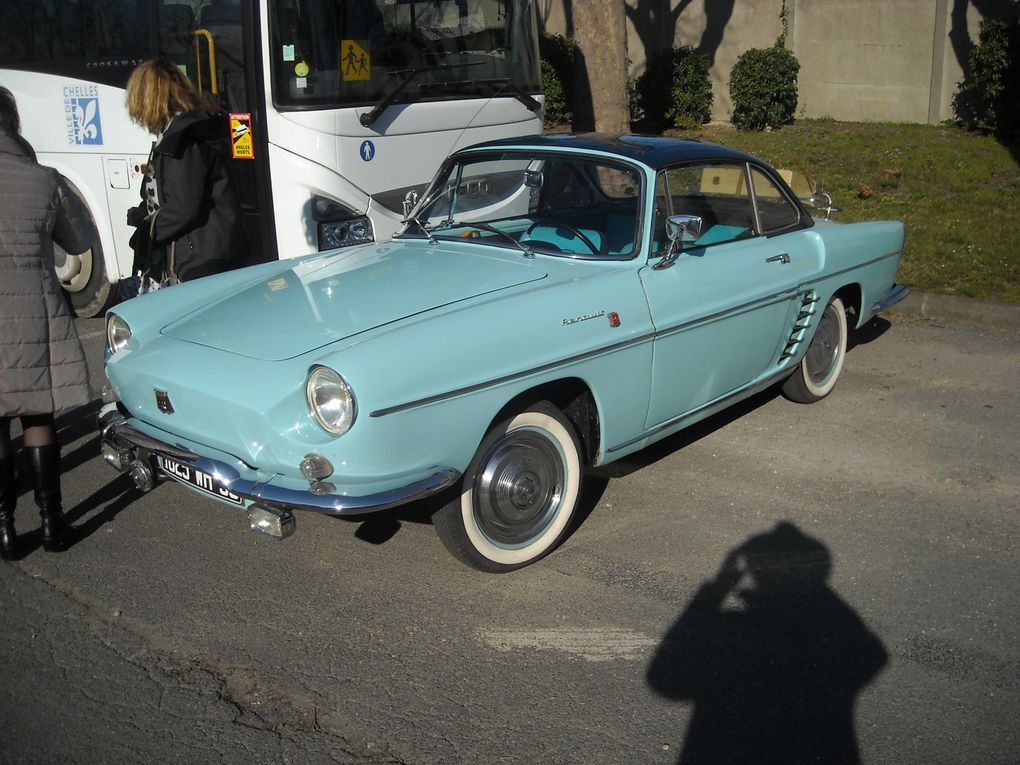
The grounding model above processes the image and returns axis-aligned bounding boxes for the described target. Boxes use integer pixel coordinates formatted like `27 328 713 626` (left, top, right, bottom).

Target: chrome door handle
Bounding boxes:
766 253 791 264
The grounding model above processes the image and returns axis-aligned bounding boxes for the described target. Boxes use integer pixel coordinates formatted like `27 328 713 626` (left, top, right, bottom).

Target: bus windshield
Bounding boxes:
269 0 541 108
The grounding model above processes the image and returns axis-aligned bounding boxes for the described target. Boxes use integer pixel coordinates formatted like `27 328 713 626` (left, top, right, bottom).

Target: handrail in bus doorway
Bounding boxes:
193 29 219 95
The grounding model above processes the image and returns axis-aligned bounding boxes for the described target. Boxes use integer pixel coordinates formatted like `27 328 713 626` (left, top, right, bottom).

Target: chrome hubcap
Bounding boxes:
805 304 841 385
474 429 565 546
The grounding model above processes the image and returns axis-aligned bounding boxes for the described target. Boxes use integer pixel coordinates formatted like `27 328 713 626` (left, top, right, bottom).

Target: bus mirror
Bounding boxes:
402 189 420 217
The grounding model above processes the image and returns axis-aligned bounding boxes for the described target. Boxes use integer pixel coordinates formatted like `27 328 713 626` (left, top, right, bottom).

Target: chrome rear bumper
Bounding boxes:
873 282 909 313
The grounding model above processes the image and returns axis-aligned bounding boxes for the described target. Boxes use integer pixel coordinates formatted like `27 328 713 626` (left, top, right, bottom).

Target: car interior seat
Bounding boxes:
521 224 604 255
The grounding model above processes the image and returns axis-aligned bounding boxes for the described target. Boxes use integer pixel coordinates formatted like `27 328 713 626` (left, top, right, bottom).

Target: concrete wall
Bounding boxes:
538 0 1017 125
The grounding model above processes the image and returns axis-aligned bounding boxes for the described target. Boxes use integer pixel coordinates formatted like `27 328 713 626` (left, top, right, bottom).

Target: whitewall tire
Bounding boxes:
433 402 583 573
782 295 848 403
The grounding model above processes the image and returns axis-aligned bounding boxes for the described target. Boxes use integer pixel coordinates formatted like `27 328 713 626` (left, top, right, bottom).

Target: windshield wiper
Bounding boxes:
439 220 535 258
418 78 541 113
359 62 484 127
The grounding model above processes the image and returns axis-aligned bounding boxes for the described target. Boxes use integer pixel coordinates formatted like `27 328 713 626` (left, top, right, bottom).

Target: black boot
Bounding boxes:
24 445 77 553
0 455 16 561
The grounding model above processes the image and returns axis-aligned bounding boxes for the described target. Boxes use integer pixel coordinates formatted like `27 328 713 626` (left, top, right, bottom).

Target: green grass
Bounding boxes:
669 121 1020 302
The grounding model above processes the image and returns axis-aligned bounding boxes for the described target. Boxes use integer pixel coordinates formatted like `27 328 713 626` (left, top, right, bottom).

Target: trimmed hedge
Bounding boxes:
634 46 712 130
540 33 576 128
729 44 800 131
952 18 1020 140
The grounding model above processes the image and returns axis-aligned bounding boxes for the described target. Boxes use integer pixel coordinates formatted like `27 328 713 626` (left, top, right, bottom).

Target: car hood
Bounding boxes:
160 243 547 360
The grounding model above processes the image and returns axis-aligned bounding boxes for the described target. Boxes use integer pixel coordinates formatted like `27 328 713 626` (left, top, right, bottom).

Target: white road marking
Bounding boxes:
480 627 658 662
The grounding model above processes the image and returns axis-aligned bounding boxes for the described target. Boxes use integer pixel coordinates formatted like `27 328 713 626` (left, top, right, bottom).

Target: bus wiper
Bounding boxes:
359 62 484 127
418 78 541 113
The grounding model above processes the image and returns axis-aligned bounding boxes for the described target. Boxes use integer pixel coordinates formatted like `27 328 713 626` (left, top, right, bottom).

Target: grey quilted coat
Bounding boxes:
0 130 95 417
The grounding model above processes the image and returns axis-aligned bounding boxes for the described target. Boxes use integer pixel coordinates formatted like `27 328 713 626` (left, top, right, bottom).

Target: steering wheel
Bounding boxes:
523 219 601 255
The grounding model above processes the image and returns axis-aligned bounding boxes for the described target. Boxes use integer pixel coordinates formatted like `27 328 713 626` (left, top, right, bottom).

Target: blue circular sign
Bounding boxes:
360 140 375 162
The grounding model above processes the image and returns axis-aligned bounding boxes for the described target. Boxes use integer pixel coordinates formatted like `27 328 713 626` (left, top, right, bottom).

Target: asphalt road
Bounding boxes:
1 313 1018 764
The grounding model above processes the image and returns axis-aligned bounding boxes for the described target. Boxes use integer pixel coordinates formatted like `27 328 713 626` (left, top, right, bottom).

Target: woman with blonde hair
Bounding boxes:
124 60 246 290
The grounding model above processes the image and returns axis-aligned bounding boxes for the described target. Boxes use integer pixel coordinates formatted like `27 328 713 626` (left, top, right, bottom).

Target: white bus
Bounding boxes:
0 0 543 316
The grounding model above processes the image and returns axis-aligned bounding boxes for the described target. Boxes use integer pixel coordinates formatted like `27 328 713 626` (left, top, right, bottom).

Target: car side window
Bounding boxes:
653 163 756 252
750 166 802 233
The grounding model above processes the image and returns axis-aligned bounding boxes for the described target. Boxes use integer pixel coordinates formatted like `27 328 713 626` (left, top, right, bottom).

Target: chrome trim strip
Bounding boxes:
372 288 800 417
802 250 901 287
370 332 654 417
101 418 460 516
607 366 793 454
655 288 799 339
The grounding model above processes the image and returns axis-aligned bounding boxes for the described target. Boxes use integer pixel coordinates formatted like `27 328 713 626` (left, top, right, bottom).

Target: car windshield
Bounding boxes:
401 151 644 259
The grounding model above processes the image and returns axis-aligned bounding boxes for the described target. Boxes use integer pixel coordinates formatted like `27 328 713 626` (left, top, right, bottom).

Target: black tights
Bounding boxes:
0 413 57 460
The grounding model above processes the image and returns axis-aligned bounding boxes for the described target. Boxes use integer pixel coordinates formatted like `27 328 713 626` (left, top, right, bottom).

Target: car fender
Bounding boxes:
308 259 656 474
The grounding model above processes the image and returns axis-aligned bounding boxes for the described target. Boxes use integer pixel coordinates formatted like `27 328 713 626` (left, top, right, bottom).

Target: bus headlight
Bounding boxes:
318 216 374 250
306 366 356 436
106 314 132 354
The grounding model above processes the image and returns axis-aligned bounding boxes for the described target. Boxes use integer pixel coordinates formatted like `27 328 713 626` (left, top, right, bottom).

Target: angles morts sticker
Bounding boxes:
230 113 254 159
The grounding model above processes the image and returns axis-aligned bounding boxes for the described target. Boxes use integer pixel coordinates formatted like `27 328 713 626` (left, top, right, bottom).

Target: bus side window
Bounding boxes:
199 0 246 111
157 4 196 74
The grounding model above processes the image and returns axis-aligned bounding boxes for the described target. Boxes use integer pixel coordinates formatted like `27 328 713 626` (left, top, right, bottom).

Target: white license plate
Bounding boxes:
156 456 244 506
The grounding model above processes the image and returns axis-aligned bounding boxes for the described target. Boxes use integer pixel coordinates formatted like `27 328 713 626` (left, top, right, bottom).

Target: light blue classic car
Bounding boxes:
100 134 907 572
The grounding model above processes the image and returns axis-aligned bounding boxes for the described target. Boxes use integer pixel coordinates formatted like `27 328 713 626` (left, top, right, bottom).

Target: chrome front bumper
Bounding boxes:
99 410 460 518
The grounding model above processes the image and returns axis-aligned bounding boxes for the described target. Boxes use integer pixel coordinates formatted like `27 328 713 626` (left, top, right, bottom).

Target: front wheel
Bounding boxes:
57 242 117 318
782 295 848 403
433 402 583 573
55 180 118 318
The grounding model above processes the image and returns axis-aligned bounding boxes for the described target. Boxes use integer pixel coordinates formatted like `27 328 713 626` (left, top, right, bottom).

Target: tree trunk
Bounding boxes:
571 0 629 133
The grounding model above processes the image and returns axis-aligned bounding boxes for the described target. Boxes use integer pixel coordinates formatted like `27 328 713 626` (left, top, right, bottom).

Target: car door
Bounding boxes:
638 161 820 429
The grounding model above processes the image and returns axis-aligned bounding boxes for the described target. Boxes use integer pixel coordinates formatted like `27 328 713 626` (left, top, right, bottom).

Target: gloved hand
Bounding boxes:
126 205 148 227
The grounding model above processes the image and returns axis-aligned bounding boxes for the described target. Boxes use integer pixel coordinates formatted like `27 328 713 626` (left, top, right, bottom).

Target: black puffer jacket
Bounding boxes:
145 109 246 282
0 131 94 416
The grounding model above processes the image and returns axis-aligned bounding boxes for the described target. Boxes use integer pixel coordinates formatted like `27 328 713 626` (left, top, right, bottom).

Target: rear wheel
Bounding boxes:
433 402 583 573
55 181 118 318
782 295 848 403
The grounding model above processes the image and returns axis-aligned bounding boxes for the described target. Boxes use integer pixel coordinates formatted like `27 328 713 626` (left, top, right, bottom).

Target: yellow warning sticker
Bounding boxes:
229 113 254 160
341 40 371 81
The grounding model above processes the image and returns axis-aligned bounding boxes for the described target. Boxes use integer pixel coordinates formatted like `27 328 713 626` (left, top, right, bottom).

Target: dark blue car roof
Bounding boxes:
459 133 760 171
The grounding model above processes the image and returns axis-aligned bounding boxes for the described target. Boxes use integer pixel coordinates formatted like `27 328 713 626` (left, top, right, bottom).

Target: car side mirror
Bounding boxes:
654 214 703 270
666 214 702 245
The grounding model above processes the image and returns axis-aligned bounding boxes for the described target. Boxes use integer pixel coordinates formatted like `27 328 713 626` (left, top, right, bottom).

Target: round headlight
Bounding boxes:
106 314 132 354
306 366 356 436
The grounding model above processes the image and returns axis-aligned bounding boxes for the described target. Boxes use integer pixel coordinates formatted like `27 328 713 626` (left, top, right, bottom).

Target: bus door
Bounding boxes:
155 0 274 265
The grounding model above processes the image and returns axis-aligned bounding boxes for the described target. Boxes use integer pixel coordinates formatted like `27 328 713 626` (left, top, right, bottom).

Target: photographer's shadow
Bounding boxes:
647 522 887 764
